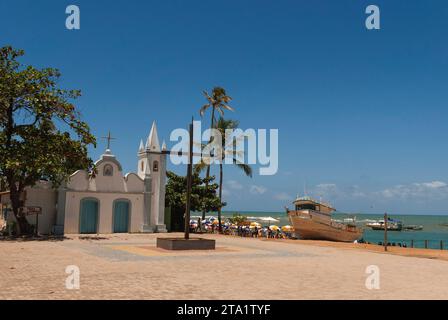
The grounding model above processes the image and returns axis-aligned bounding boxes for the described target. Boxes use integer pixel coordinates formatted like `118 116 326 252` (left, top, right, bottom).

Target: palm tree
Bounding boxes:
199 87 234 219
195 118 252 232
199 87 234 129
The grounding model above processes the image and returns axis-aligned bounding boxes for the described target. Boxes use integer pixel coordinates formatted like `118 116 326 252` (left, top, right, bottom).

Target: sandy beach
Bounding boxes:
283 238 448 261
1 233 448 300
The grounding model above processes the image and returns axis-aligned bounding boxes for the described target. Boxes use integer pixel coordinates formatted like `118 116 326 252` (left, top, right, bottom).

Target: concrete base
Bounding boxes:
156 224 168 233
157 237 216 250
52 225 64 235
141 225 156 233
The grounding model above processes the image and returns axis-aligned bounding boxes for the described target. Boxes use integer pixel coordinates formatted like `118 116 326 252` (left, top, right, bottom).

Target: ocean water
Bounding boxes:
215 211 448 250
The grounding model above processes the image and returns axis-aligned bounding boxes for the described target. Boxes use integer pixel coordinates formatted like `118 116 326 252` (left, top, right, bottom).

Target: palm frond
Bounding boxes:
199 104 209 117
202 90 211 99
221 104 234 112
234 161 253 178
216 118 239 130
193 141 205 150
224 149 245 158
194 160 209 174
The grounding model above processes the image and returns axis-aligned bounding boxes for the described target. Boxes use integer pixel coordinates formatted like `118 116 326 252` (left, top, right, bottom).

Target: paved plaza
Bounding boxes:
1 233 448 299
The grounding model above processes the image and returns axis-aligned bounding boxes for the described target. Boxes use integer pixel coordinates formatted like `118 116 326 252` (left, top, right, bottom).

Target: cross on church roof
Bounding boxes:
101 131 116 150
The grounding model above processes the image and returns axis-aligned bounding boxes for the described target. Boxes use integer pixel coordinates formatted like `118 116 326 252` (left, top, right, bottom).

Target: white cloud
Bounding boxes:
347 185 367 198
421 181 447 189
249 185 267 195
312 181 448 201
274 192 292 201
379 181 448 199
227 180 243 190
316 183 337 189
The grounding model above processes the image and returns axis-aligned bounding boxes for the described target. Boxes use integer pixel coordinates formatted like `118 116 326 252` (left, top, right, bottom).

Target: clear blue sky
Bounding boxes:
2 0 448 214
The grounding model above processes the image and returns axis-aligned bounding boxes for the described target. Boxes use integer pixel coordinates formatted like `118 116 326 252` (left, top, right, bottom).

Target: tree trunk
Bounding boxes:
4 99 29 235
218 163 223 233
202 107 216 220
0 178 5 192
202 165 210 220
10 187 29 235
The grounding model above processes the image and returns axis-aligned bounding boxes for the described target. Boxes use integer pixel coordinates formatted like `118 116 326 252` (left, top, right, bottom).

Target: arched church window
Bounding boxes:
141 161 144 172
103 164 113 176
153 161 159 172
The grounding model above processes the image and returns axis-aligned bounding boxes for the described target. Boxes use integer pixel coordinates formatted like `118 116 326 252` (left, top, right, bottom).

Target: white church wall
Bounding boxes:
150 168 161 226
61 121 167 234
67 170 89 191
1 121 169 235
124 173 144 193
64 191 144 234
93 161 126 193
2 182 58 235
66 156 145 193
24 186 58 234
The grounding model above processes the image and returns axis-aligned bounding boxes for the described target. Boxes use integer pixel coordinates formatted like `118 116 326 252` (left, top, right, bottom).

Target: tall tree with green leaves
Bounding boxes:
165 171 223 230
199 87 234 219
0 46 96 234
195 118 252 232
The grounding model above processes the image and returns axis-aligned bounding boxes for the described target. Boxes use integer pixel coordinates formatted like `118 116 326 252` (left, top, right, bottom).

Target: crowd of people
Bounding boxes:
189 216 295 239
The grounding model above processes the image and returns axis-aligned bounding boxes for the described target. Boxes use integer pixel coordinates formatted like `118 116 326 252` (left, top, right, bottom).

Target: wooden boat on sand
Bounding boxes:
286 196 362 242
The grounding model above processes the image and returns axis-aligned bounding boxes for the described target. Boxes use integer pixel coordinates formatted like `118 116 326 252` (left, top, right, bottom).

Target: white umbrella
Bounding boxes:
259 217 280 224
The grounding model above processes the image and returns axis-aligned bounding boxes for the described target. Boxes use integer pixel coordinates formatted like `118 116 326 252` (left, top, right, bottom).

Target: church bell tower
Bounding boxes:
138 121 167 233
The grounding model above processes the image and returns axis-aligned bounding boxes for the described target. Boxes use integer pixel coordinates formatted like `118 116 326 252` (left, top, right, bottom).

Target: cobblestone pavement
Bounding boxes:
1 233 447 299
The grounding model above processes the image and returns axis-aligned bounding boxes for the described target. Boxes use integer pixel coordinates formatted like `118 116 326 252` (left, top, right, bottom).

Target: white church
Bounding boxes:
0 122 168 235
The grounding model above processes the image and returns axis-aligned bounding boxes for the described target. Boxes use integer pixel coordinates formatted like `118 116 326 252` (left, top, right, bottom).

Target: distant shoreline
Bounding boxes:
219 211 448 217
277 238 448 262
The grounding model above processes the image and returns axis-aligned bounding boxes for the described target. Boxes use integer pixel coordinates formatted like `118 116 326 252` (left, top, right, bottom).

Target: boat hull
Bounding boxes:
289 212 362 242
367 222 403 231
370 226 402 231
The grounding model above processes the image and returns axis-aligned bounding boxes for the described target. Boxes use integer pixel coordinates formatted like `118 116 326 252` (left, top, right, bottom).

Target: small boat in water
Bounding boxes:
286 196 363 242
366 218 403 231
403 225 423 231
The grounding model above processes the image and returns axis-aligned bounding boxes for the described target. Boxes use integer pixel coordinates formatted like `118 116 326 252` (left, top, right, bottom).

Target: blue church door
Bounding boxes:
80 199 98 234
113 201 130 233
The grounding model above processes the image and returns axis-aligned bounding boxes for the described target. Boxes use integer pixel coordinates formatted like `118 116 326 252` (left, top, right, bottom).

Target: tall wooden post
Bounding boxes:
35 212 39 237
184 119 194 240
384 212 388 252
